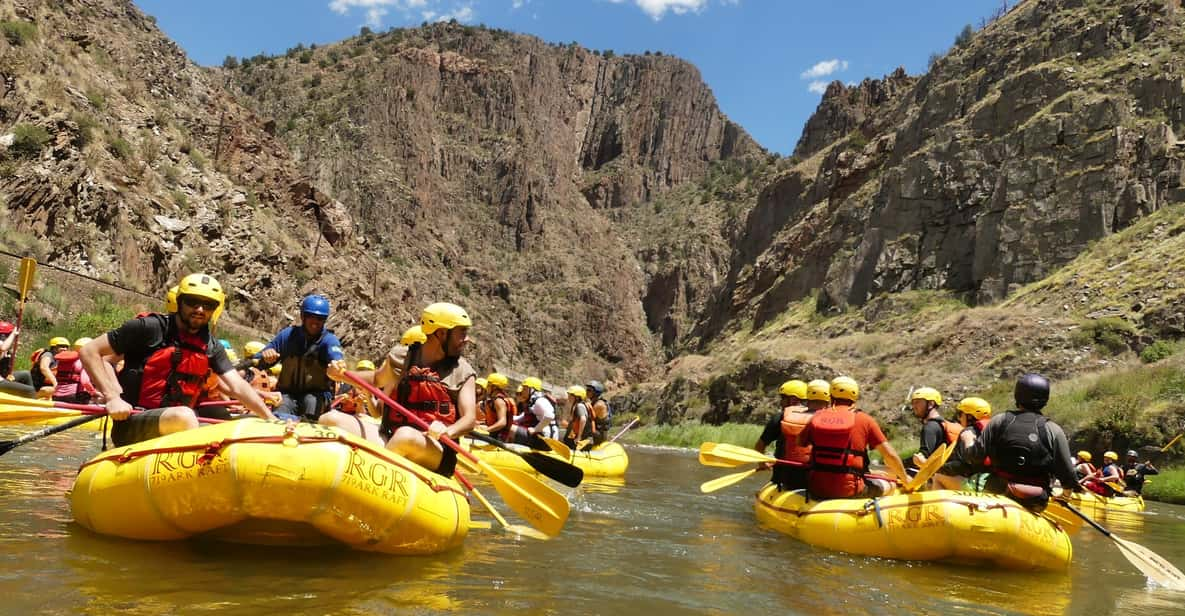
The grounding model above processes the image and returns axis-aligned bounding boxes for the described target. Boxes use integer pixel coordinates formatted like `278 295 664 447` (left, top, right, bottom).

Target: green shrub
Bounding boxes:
1141 340 1177 364
171 190 188 207
0 21 37 46
107 137 133 160
1142 468 1185 504
299 50 313 64
85 89 107 111
1072 317 1136 355
70 112 100 148
189 149 206 170
10 123 51 158
628 420 761 448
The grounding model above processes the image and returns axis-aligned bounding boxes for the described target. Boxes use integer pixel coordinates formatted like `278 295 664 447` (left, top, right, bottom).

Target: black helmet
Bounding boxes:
585 380 605 397
1014 373 1050 411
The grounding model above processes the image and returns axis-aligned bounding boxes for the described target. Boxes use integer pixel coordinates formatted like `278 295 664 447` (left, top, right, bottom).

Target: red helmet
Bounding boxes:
0 321 13 335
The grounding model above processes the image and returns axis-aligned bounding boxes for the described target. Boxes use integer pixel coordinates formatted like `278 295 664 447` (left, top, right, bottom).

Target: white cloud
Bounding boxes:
329 0 468 27
512 0 528 8
807 81 829 94
800 59 849 80
634 0 709 20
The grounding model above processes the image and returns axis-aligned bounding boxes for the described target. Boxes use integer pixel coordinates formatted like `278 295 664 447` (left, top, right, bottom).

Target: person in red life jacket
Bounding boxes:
931 397 993 490
512 376 558 445
562 385 594 449
321 302 477 477
1073 451 1097 485
754 379 824 491
30 336 71 397
482 372 514 440
910 387 959 470
332 359 377 417
51 338 94 403
474 376 489 424
254 294 345 421
797 376 909 499
0 320 17 378
81 274 276 447
964 373 1081 510
1087 450 1125 496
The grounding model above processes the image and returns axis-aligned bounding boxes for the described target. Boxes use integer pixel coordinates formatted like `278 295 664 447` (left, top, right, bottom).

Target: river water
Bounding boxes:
2 427 1184 615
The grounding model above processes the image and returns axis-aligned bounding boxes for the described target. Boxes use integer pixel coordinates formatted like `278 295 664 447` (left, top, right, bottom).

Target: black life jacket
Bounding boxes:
992 410 1054 486
118 314 213 409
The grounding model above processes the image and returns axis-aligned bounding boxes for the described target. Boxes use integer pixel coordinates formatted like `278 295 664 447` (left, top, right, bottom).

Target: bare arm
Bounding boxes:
39 354 57 387
446 377 476 440
217 369 277 421
81 335 132 420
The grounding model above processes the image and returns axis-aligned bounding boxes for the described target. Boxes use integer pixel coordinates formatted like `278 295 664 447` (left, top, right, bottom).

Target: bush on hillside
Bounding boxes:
1072 317 1136 355
1141 339 1177 364
10 123 51 158
1 21 37 46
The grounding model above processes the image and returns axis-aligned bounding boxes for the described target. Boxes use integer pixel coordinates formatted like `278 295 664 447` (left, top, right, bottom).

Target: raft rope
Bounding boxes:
77 423 467 497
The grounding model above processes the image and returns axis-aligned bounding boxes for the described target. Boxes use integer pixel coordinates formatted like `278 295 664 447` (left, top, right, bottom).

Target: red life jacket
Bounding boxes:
476 397 493 426
487 393 514 440
53 350 82 385
118 315 213 410
779 405 813 464
390 365 456 427
806 405 868 499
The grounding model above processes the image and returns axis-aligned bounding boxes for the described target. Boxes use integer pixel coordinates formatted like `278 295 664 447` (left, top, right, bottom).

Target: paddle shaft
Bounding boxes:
344 371 479 466
1162 433 1183 452
0 413 103 455
9 258 35 379
608 416 640 443
0 401 224 425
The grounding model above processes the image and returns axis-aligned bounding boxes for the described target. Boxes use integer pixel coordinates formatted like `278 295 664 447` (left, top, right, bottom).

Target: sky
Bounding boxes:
135 0 1009 155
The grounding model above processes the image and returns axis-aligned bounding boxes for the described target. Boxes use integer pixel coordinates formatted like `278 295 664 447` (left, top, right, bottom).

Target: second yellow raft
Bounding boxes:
463 438 629 478
754 484 1072 570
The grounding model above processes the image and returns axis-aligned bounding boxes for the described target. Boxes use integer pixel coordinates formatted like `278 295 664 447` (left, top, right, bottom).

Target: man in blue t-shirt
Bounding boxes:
255 294 345 421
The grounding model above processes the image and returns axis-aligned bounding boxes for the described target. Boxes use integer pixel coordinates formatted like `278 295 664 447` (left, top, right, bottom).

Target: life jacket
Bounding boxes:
806 405 868 499
992 411 1054 486
118 314 213 410
563 401 595 442
592 397 614 432
29 348 56 389
246 367 271 392
383 360 457 434
276 328 333 394
517 391 558 428
779 405 813 464
53 350 82 385
475 397 492 426
929 417 963 445
486 393 514 439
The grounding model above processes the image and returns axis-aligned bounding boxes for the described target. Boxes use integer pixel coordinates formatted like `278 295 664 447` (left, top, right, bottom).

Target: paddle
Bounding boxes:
1041 500 1085 535
467 432 584 487
697 442 899 492
1058 499 1185 590
701 468 759 493
343 370 569 537
0 400 225 425
608 415 641 442
454 469 549 540
903 442 954 493
539 436 572 459
1162 433 1183 452
8 257 36 377
0 413 103 456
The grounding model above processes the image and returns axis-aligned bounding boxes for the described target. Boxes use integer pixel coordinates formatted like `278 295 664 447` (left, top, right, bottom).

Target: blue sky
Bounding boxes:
135 0 1008 154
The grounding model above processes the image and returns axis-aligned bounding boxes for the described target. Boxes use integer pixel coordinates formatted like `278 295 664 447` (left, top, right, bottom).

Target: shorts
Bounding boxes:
110 408 167 447
275 392 329 421
436 447 458 478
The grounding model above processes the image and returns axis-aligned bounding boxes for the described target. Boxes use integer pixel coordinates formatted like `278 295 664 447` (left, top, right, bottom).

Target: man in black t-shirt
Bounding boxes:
81 274 275 447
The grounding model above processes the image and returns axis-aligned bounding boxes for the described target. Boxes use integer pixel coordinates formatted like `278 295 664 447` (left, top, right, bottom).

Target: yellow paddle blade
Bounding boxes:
698 442 775 467
700 468 759 493
0 403 82 423
478 461 569 538
540 437 572 460
1113 535 1185 590
1161 433 1183 452
469 519 493 530
0 391 55 408
467 485 550 541
904 443 949 493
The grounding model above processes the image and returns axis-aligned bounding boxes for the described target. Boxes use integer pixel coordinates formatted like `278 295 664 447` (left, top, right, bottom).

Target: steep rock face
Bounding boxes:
231 25 762 377
694 0 1185 346
792 68 917 159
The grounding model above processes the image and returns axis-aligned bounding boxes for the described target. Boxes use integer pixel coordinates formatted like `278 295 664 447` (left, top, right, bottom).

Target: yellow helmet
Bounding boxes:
522 376 543 391
72 337 93 350
912 387 943 406
401 325 427 346
421 302 471 335
476 377 489 390
1104 451 1118 461
806 379 831 402
487 372 509 389
269 364 282 376
176 273 225 308
165 285 179 313
244 341 266 356
225 349 239 362
49 336 70 348
356 359 376 371
778 379 807 400
567 385 587 400
830 376 859 401
956 397 992 420
1077 451 1093 462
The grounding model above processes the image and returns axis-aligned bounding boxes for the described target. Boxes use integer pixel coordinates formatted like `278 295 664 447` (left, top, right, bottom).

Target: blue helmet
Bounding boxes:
219 339 232 350
300 294 331 318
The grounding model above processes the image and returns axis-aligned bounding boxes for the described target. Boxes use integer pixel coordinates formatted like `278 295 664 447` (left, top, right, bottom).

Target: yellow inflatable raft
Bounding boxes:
71 419 470 555
463 439 629 478
754 484 1072 570
1061 489 1145 513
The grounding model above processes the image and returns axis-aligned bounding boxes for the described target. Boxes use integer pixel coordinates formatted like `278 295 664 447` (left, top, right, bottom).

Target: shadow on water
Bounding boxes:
3 430 1185 614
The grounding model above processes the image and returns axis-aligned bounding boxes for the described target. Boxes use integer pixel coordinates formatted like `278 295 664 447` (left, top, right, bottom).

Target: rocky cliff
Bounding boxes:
693 0 1185 350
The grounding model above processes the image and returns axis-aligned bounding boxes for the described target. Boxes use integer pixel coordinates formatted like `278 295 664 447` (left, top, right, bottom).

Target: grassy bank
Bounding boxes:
626 421 762 449
1141 469 1185 504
